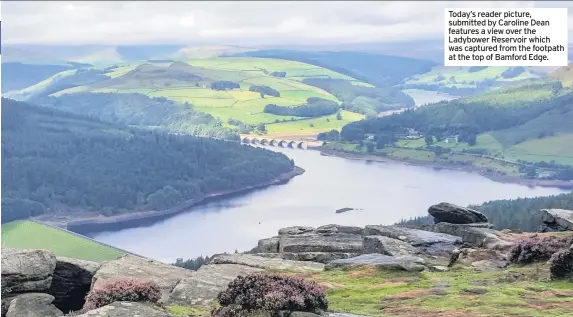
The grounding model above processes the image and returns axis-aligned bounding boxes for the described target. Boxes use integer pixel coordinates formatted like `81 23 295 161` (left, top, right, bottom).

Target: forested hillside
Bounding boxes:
398 191 573 231
1 98 294 223
334 80 573 180
30 92 240 140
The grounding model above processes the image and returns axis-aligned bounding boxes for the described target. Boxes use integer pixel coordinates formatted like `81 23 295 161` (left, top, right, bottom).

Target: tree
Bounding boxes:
467 133 477 146
366 142 375 153
336 111 342 120
257 123 266 132
424 134 434 145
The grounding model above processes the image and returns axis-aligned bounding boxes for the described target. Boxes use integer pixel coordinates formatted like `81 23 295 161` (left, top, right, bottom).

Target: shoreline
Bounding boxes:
316 148 573 189
40 166 305 234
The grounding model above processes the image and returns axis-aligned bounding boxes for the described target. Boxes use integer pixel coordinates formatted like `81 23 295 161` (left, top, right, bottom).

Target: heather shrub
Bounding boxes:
549 245 573 280
212 274 328 317
82 278 161 311
508 236 573 264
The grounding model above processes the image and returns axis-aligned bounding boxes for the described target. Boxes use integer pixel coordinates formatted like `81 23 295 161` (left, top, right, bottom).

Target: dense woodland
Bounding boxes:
1 98 294 223
302 78 414 118
210 81 240 90
31 92 240 140
264 97 340 117
398 191 573 232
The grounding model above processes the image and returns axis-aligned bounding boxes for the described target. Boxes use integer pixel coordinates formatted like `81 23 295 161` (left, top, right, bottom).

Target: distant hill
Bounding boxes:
4 57 419 136
401 66 545 96
1 98 294 223
549 63 573 86
1 62 76 92
338 80 573 178
233 50 437 86
170 45 256 59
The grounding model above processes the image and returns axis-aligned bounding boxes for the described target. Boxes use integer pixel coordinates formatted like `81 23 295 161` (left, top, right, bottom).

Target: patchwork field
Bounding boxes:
1 220 125 262
7 57 372 136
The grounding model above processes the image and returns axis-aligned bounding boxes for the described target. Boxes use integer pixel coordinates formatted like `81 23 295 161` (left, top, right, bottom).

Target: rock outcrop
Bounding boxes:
211 254 325 272
168 264 263 306
91 254 195 304
326 254 426 272
5 293 63 317
279 233 364 253
363 235 420 256
75 301 174 317
428 202 488 224
1 248 57 293
48 257 101 313
540 209 573 231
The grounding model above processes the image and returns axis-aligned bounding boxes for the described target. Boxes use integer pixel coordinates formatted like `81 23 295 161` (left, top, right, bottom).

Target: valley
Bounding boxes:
3 2 573 317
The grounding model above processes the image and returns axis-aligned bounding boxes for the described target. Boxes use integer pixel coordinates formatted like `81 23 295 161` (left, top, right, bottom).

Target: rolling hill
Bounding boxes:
4 57 423 136
335 80 573 179
401 66 545 96
549 62 573 86
234 50 437 86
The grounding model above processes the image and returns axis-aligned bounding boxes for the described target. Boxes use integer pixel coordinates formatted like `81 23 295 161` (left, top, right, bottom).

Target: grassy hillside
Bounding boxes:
402 66 543 96
235 50 437 86
6 57 386 136
1 221 124 262
334 80 573 179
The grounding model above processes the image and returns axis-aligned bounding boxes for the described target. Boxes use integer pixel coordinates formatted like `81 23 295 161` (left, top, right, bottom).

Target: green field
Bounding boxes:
503 133 573 165
8 57 372 136
1 221 125 262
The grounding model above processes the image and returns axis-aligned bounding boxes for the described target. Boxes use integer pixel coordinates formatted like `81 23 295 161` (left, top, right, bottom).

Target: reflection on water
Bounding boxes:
91 146 566 263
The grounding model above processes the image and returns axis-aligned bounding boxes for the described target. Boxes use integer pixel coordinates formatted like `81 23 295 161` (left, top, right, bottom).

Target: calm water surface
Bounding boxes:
91 147 566 262
90 91 566 262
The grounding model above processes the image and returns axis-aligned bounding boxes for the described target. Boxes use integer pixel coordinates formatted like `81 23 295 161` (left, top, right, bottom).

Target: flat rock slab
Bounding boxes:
168 263 263 306
76 301 174 317
541 209 573 231
429 223 502 248
316 224 364 235
279 233 363 253
363 235 420 257
281 252 360 263
1 248 57 293
326 254 426 272
91 255 194 303
327 313 372 317
363 225 461 255
6 293 63 317
279 226 316 235
428 202 488 224
211 254 325 272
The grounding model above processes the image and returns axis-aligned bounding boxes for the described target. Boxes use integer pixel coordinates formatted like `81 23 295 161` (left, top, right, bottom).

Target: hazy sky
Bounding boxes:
2 1 572 46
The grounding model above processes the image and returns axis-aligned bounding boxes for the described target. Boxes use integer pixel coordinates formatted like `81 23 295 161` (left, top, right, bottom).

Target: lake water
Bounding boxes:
90 146 566 263
89 90 566 262
403 90 459 105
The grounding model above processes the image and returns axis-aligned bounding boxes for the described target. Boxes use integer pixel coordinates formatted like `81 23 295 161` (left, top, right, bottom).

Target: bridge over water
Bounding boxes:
241 136 324 149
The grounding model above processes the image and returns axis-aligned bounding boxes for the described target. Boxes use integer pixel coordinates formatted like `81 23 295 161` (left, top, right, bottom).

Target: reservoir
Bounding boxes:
88 90 565 262
90 146 566 263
